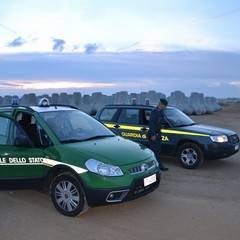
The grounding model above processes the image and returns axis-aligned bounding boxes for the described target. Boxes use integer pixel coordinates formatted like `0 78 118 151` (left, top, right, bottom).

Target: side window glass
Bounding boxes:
142 110 151 125
118 109 139 124
0 117 10 144
0 116 25 146
17 112 52 148
99 108 118 121
17 113 38 146
36 122 53 147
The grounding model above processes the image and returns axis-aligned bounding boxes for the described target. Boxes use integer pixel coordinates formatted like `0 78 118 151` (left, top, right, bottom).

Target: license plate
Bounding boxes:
235 144 239 151
144 174 156 187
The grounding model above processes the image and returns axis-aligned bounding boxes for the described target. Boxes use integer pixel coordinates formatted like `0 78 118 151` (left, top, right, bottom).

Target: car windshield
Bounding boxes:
164 108 196 127
40 110 115 142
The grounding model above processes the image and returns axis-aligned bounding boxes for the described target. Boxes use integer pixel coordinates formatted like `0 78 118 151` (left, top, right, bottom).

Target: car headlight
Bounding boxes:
85 159 123 176
210 135 228 143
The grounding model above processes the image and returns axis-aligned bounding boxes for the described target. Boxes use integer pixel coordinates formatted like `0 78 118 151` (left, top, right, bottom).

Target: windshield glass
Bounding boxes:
164 108 195 127
40 110 115 142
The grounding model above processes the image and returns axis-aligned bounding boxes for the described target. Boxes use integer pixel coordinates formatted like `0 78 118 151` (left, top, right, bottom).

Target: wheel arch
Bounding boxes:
44 164 85 193
50 169 89 216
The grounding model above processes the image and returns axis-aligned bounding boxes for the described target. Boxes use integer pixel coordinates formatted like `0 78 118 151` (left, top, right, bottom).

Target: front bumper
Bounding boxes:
202 142 240 160
84 170 161 207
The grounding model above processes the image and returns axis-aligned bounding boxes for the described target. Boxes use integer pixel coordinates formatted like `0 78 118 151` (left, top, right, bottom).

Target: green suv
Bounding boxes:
95 103 240 169
0 99 160 216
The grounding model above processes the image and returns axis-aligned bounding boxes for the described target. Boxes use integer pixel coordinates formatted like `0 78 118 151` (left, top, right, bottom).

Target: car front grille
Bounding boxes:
128 160 156 174
133 182 158 196
131 173 160 198
229 134 239 144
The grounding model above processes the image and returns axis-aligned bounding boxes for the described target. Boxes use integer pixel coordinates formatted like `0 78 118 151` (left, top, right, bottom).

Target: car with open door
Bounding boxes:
0 98 160 217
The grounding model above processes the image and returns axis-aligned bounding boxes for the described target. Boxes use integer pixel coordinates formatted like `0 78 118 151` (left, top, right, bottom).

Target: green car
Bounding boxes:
0 98 160 217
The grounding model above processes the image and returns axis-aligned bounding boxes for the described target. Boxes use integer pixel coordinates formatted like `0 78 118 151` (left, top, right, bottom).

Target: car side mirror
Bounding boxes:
14 135 33 147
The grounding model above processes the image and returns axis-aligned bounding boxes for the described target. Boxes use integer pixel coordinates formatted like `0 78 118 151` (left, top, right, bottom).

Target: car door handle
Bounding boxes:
114 124 120 128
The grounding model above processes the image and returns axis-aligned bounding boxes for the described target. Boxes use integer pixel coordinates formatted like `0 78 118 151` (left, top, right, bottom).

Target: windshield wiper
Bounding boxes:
61 139 83 143
83 135 115 141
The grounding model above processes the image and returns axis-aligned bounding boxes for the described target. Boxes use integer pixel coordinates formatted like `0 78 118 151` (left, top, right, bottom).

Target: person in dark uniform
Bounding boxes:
149 98 169 171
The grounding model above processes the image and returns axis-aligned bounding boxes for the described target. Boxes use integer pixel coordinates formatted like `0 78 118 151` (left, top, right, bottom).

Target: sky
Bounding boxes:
0 0 240 98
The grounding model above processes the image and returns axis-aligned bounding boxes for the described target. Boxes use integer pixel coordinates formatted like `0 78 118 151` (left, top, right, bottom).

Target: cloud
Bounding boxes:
0 51 240 98
229 81 240 87
19 81 116 90
84 43 98 54
0 81 22 88
73 45 80 51
6 37 26 47
0 80 118 97
52 38 65 52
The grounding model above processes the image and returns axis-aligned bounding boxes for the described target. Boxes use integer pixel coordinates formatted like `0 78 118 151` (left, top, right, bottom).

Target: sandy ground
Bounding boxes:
0 104 240 240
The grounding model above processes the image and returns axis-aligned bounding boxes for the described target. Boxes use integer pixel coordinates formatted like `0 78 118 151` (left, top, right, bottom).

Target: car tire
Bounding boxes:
51 173 88 217
176 142 204 169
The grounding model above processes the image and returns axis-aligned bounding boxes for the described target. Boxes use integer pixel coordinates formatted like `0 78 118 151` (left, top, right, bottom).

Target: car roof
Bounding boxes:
99 104 174 110
0 98 78 114
101 104 155 109
30 105 77 113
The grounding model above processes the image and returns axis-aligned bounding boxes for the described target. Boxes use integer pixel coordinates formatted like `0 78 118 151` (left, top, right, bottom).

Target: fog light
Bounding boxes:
109 193 115 199
106 190 129 202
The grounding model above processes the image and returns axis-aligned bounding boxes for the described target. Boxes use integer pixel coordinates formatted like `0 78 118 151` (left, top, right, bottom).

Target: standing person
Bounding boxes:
149 98 169 171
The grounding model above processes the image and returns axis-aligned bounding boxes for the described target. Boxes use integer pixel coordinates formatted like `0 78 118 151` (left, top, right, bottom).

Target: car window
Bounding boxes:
16 113 39 146
36 122 53 147
0 116 25 145
14 112 52 148
99 108 118 121
0 117 9 144
142 109 151 125
118 109 139 124
40 110 114 142
164 108 195 126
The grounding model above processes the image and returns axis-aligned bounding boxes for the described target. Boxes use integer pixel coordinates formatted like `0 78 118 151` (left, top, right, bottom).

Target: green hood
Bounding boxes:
62 136 153 166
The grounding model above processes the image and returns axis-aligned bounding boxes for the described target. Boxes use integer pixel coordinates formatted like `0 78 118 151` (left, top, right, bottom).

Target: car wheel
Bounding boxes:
176 142 204 169
51 173 88 217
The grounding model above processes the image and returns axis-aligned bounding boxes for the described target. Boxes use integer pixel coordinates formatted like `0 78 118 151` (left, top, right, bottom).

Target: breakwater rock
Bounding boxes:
0 90 221 115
